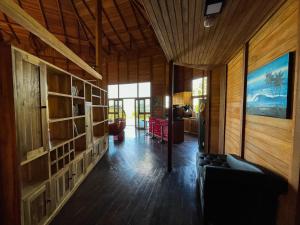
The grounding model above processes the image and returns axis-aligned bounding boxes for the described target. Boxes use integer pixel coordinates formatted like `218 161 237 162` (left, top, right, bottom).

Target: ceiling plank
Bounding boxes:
112 0 136 47
129 0 149 47
103 8 128 50
0 0 102 79
141 0 285 66
141 0 172 61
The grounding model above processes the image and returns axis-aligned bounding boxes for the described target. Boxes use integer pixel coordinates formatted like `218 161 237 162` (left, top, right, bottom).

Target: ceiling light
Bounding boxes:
204 0 224 16
204 16 215 28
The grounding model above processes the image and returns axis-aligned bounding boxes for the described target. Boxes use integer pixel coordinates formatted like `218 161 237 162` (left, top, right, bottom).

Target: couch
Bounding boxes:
196 153 288 225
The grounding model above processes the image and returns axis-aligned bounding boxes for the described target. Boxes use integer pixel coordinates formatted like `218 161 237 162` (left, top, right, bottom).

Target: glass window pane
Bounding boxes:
139 100 144 113
203 77 207 95
109 100 114 113
145 99 150 113
192 78 203 96
165 96 169 108
119 83 137 98
193 98 200 113
139 114 145 128
108 85 118 99
138 82 151 97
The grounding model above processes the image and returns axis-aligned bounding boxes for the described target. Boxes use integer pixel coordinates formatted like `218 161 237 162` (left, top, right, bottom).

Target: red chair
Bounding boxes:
109 118 126 142
148 117 169 142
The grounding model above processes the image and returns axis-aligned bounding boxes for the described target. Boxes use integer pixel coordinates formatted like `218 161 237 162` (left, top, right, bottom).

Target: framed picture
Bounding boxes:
246 52 293 118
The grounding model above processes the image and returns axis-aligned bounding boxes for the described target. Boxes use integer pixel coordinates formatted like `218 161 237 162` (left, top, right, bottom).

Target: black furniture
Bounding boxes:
196 153 288 225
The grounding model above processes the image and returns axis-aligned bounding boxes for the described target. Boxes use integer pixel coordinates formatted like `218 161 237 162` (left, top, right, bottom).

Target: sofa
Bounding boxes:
196 153 288 225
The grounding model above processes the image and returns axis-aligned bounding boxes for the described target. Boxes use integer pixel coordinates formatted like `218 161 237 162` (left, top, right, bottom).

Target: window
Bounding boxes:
192 77 207 97
119 83 138 98
108 85 118 99
138 82 151 97
165 96 169 108
192 77 208 113
108 82 151 99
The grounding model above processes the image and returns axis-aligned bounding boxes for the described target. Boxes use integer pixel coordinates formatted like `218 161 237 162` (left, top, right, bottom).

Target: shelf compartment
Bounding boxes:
93 107 104 122
72 77 84 98
23 183 49 225
48 95 72 119
73 98 85 117
92 95 101 105
47 67 71 95
20 150 48 166
85 83 92 102
74 134 86 155
49 120 73 149
21 154 49 198
73 117 86 137
93 123 104 139
92 87 100 96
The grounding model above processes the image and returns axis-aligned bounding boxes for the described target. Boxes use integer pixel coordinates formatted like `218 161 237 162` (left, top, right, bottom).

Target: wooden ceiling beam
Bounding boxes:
70 0 108 55
103 8 128 50
37 0 49 30
2 13 20 43
131 0 160 46
0 0 101 79
70 0 94 40
0 28 4 41
112 0 136 48
129 0 149 47
56 0 68 45
81 0 118 53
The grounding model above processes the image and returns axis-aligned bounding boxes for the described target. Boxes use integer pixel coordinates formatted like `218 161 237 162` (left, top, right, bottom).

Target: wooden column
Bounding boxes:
95 0 103 86
168 61 174 172
239 42 249 159
0 43 21 225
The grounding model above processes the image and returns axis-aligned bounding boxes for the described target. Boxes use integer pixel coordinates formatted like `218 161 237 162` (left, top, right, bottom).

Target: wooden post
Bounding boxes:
240 42 249 159
95 0 103 86
168 61 174 172
0 43 21 225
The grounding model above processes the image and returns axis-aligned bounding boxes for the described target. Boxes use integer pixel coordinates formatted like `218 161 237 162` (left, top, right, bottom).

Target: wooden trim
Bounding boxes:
206 72 211 153
240 42 249 158
0 43 21 225
168 61 174 172
216 65 227 154
222 64 228 154
0 0 102 79
95 0 103 87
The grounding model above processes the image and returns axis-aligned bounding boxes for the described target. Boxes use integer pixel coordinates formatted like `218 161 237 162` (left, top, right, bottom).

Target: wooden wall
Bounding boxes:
173 65 208 93
105 48 168 117
210 66 226 154
224 49 243 156
224 0 300 224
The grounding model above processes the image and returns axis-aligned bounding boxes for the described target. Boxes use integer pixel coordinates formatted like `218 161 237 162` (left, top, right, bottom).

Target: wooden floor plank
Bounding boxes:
50 127 201 225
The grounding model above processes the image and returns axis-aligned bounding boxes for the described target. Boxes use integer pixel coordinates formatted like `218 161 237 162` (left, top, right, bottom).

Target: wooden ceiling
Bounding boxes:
0 0 159 66
141 0 285 66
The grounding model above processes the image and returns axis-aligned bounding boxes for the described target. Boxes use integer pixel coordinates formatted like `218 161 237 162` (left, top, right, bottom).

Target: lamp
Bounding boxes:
204 0 224 16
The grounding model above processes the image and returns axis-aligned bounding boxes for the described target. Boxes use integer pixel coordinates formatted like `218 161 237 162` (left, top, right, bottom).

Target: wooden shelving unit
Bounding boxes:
11 48 109 225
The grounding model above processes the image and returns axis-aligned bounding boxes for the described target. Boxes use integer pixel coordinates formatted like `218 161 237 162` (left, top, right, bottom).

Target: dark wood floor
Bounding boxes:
50 127 201 225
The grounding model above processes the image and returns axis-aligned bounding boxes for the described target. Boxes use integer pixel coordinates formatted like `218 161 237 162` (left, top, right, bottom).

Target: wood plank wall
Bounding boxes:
225 0 300 224
210 65 226 154
105 48 168 117
174 65 208 93
0 43 20 225
224 49 244 155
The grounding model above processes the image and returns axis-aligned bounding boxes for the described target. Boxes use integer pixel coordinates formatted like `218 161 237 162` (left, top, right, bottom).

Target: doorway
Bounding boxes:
135 98 151 129
123 99 135 126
